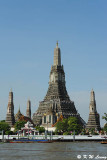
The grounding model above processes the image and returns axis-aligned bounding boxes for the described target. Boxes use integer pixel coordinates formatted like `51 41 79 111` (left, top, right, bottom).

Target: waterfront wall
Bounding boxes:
0 135 106 140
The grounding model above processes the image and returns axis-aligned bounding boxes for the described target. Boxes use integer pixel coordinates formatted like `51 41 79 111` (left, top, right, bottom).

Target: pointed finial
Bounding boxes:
56 41 58 47
91 88 94 92
28 98 30 101
10 88 12 92
19 105 20 111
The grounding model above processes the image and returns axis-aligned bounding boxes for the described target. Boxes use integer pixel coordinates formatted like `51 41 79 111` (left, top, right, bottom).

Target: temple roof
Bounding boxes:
52 114 63 127
19 115 34 126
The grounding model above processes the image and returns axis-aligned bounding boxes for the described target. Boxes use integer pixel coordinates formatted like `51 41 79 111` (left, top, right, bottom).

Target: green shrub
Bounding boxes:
63 132 70 135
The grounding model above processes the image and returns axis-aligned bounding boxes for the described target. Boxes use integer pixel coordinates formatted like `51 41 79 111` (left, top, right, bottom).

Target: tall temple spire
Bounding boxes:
33 43 86 127
26 99 31 119
6 90 15 127
54 42 61 66
90 89 95 102
86 89 100 130
89 89 96 113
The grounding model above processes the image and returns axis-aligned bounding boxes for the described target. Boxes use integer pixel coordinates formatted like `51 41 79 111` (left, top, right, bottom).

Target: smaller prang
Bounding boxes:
6 90 15 127
26 99 31 119
86 89 100 131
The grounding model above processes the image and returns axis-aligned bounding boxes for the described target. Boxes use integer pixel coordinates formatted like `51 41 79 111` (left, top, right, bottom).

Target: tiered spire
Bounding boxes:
26 99 31 119
53 41 61 66
89 89 96 113
6 90 15 127
33 42 85 127
86 89 100 130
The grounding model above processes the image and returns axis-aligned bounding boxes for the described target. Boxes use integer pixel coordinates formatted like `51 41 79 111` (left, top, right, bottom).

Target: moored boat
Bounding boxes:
9 138 49 143
38 140 53 143
101 141 107 144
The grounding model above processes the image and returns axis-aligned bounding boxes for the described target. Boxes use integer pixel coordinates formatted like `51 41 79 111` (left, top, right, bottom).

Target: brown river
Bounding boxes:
0 142 107 160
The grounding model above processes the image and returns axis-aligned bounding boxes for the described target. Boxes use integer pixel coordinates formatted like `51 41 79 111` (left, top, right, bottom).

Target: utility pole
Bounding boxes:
45 130 47 140
73 130 75 142
2 130 4 142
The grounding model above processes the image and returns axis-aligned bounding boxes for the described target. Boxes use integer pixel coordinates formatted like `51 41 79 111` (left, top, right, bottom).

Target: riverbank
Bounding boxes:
0 135 107 142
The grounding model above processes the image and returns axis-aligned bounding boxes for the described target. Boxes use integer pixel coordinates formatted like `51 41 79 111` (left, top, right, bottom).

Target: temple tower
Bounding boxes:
6 90 15 127
86 89 100 130
53 41 61 66
33 42 85 126
26 100 31 119
15 107 23 122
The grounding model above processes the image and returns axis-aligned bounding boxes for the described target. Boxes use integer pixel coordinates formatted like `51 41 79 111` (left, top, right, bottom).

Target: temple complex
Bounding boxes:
86 89 100 130
33 42 86 128
5 44 102 132
6 90 15 127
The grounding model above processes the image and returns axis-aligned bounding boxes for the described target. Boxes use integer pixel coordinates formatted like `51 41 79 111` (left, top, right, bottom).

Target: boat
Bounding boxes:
38 140 53 143
9 138 49 143
101 140 107 144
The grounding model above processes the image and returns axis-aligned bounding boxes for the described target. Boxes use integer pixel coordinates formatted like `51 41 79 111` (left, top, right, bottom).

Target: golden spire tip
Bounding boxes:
56 41 58 47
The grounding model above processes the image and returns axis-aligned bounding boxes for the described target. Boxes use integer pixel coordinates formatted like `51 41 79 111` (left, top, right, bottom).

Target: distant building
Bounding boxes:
26 99 31 119
15 107 23 122
86 89 100 130
33 42 86 129
5 91 33 127
6 90 15 127
15 106 34 125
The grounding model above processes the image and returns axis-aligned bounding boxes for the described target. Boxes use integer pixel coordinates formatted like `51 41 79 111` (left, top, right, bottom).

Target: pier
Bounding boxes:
0 135 106 142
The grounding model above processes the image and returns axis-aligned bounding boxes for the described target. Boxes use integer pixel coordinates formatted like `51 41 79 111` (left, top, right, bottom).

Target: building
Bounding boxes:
33 42 86 129
15 106 34 125
86 89 100 130
6 90 15 127
19 121 39 136
15 107 23 122
26 99 31 119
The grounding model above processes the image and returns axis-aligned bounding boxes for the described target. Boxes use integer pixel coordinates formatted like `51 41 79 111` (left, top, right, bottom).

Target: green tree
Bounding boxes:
102 113 107 121
0 122 10 134
102 113 107 133
0 120 5 122
67 117 83 134
103 124 107 133
14 120 26 132
55 117 83 135
5 130 14 135
55 119 68 133
35 126 45 133
63 131 70 135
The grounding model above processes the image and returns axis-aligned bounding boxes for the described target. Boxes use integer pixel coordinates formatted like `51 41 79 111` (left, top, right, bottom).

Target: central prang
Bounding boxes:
32 42 86 131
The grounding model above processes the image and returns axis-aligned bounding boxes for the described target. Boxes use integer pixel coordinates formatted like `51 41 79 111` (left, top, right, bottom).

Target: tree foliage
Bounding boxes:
103 123 107 133
0 120 5 123
67 117 82 133
55 117 83 135
5 130 14 135
14 120 26 132
55 119 68 133
102 113 107 122
0 122 10 133
35 126 45 133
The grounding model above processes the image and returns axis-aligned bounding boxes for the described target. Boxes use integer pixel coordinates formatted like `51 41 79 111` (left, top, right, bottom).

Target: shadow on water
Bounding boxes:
0 142 107 160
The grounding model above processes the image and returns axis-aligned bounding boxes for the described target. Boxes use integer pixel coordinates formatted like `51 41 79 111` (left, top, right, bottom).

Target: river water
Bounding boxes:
0 142 107 160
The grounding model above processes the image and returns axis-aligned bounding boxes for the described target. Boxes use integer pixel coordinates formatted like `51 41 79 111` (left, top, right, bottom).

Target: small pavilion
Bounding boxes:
19 121 39 136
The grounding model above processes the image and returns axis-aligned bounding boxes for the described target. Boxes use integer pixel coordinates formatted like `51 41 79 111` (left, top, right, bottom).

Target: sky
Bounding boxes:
0 0 107 127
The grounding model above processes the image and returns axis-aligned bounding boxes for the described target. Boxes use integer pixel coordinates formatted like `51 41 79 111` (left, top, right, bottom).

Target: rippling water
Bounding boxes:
0 142 107 160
